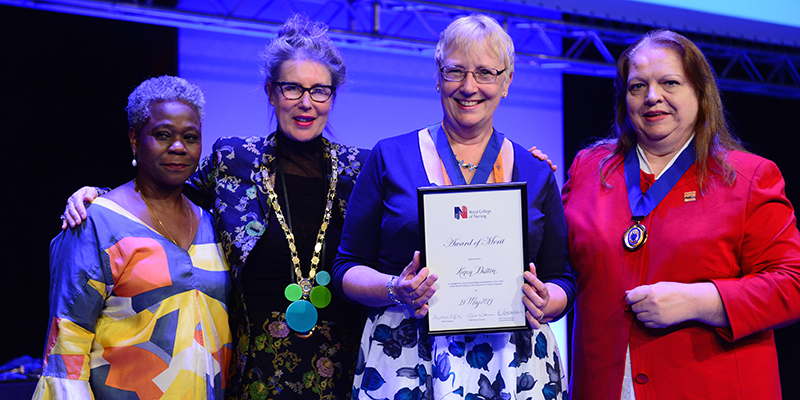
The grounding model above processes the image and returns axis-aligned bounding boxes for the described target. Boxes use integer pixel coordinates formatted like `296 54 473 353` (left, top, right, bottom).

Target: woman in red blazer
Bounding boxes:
563 29 800 400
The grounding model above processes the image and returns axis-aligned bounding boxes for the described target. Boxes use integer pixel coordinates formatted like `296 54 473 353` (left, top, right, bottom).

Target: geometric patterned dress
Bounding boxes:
33 197 232 399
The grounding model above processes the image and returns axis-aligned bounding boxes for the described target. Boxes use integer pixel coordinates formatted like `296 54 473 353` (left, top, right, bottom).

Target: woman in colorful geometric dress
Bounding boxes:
35 76 232 399
332 14 575 400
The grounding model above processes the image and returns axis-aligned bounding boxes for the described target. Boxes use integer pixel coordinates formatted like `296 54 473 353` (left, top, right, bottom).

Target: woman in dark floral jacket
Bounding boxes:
186 15 369 400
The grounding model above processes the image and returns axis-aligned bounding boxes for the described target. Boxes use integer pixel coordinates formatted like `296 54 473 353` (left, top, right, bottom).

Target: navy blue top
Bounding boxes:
332 129 575 320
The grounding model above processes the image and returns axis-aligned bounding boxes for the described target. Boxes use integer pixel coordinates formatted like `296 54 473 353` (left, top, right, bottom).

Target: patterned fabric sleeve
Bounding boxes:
185 148 217 208
33 217 107 399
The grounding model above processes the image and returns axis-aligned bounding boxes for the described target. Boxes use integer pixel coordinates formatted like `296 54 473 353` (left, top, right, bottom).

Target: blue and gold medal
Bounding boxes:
623 140 697 252
623 218 647 251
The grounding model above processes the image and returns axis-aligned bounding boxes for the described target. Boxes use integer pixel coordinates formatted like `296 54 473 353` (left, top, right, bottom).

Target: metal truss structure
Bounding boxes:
5 0 800 98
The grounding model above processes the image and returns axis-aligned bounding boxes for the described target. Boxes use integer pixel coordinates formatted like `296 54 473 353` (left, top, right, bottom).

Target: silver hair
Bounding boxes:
126 76 205 131
262 14 347 97
434 14 515 78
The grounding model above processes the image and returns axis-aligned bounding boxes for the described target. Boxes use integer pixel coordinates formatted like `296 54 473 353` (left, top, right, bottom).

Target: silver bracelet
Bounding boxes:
386 276 403 305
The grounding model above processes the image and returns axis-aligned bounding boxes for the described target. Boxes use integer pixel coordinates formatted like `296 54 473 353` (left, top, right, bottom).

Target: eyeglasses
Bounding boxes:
439 66 506 84
274 81 335 102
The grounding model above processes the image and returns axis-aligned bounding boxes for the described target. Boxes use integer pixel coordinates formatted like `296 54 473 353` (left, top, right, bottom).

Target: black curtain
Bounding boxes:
0 5 178 368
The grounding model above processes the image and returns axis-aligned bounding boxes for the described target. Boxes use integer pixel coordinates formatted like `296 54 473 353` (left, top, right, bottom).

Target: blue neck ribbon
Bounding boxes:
429 123 504 185
623 140 696 220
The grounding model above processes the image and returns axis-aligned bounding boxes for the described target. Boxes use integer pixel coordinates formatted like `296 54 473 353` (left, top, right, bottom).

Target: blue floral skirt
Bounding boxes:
352 305 567 400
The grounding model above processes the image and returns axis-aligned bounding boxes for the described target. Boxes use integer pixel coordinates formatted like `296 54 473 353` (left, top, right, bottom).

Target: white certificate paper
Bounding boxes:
418 183 528 335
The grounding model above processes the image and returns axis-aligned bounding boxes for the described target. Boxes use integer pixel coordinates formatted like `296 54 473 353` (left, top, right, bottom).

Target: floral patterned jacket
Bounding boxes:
185 133 368 391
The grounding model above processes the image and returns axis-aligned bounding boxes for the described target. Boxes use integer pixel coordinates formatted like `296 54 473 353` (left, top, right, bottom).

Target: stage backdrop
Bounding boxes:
8 5 797 397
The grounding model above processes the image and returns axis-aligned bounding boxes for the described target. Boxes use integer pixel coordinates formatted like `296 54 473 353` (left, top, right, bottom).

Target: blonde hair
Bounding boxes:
435 14 515 78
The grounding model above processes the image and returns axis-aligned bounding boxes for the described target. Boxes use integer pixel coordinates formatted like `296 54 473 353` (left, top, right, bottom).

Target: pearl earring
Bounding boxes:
132 151 137 167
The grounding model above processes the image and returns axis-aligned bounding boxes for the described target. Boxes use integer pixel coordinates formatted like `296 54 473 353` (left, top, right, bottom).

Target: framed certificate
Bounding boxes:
418 182 529 336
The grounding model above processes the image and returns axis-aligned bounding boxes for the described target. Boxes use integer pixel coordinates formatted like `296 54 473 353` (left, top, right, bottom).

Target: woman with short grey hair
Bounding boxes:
38 75 231 399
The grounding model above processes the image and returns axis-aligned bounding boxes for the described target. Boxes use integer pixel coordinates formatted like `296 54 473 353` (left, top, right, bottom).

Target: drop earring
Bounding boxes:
131 151 138 167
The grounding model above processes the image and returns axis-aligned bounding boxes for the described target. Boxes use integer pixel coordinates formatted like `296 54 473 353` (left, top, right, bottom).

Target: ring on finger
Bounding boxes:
537 312 545 321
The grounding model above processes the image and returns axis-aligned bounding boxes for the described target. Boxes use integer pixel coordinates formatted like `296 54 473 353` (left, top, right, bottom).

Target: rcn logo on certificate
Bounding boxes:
454 206 491 220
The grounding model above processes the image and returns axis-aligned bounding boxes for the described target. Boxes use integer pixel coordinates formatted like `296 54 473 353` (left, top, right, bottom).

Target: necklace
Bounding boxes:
443 124 480 173
135 179 194 247
259 145 338 333
456 158 478 172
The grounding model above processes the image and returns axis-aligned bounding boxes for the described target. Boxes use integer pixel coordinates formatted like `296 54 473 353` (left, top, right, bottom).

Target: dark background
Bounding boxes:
2 4 798 398
1 3 178 383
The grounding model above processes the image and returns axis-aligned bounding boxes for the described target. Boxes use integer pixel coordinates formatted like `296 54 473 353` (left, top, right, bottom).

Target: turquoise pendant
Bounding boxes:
285 300 318 333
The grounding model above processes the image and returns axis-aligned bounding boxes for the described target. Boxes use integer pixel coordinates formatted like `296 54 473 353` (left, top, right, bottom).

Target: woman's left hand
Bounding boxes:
626 281 729 329
523 262 550 329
